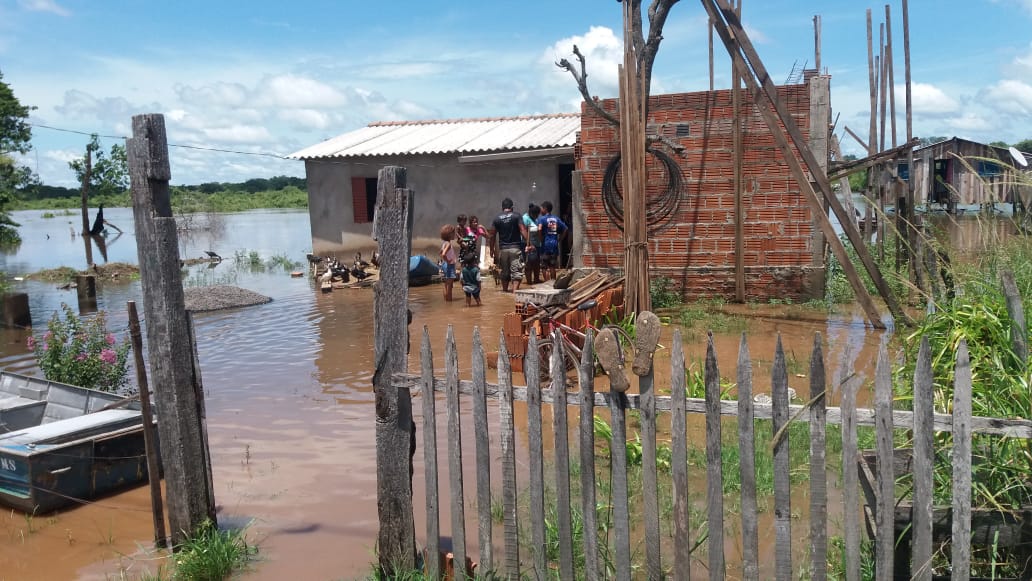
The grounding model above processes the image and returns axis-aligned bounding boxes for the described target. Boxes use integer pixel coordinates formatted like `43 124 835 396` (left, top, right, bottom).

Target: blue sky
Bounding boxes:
2 0 1032 186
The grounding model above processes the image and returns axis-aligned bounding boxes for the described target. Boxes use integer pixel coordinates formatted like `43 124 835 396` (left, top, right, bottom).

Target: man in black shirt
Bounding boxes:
490 197 528 293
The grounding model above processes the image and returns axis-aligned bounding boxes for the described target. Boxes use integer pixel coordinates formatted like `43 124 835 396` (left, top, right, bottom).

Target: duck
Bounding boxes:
306 253 324 265
351 266 371 281
319 268 333 284
204 250 222 262
354 252 371 270
370 250 380 269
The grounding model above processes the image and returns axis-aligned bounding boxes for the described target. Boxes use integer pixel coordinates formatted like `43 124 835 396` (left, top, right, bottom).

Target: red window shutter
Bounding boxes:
351 177 368 223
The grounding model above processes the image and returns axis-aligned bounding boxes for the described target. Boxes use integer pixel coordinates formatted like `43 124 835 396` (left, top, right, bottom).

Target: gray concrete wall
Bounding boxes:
306 153 572 258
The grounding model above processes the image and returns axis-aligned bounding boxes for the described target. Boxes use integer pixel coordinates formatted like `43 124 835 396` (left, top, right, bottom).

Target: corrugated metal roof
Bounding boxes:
288 113 580 160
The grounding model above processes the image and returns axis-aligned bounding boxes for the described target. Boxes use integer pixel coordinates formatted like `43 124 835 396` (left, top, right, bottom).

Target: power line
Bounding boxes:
28 122 294 160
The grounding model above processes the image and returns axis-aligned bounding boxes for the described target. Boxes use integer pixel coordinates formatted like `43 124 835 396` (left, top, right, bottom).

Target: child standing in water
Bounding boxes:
440 224 458 301
461 251 482 307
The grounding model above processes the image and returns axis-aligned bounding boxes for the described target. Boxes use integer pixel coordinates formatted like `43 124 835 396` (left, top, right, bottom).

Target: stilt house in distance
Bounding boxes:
909 137 1027 210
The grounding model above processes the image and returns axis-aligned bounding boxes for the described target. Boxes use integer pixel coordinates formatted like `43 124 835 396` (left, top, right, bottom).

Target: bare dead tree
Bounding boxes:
556 0 685 155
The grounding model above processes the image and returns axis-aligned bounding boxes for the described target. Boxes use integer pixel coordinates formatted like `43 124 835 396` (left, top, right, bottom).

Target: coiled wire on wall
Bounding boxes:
601 146 686 235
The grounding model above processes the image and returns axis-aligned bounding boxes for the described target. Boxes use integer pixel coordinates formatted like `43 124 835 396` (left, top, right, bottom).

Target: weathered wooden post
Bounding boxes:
127 300 167 548
372 166 416 573
127 114 216 546
1001 270 1028 365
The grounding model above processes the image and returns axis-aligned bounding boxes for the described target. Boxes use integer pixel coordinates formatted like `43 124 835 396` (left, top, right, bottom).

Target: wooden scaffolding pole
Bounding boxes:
704 0 912 328
733 0 745 302
620 0 651 314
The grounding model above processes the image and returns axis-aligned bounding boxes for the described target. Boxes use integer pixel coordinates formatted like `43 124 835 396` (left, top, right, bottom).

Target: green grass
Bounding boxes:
171 520 257 580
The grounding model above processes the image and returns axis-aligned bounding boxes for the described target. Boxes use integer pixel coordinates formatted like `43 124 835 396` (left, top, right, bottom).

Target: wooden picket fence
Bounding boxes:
388 323 1032 580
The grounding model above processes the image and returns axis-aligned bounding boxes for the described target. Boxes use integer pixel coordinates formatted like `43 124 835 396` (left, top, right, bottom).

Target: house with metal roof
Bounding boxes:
909 137 1027 211
289 113 580 258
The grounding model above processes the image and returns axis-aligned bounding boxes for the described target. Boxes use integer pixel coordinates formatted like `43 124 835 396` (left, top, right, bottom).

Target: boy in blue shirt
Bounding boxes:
536 200 568 282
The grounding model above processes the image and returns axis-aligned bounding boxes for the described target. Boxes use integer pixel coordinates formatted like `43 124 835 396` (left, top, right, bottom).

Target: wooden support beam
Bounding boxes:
844 126 869 151
733 0 745 302
704 0 912 328
886 4 897 149
828 138 920 182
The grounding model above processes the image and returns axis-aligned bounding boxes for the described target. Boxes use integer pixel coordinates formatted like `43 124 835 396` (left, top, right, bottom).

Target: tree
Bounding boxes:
0 69 34 245
1012 138 1032 154
69 134 128 198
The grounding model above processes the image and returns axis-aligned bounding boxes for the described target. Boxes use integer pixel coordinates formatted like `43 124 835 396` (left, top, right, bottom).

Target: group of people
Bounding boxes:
484 197 569 294
438 197 569 303
439 214 488 305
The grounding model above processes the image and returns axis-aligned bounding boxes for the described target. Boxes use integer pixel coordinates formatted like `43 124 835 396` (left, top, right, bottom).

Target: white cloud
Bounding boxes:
541 26 623 110
909 83 960 116
201 125 273 144
43 148 80 164
17 0 70 16
174 82 249 108
980 79 1032 116
946 113 994 132
279 109 332 131
255 74 349 108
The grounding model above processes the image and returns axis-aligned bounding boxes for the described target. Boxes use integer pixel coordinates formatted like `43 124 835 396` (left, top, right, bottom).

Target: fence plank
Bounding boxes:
526 331 548 579
809 333 828 581
420 328 441 579
496 331 520 578
579 331 600 581
444 326 467 575
952 340 972 581
1001 269 1028 364
705 333 725 579
771 335 793 580
393 374 1032 438
737 334 759 580
841 346 861 581
609 354 632 580
912 337 934 581
471 328 493 572
641 352 662 580
551 330 575 581
670 331 691 580
874 344 894 579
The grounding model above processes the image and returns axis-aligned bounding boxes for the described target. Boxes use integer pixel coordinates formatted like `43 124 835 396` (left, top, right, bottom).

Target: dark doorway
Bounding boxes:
558 163 574 268
932 159 951 205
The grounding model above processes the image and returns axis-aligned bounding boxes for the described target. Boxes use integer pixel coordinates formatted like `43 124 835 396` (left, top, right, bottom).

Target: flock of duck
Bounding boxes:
308 251 380 287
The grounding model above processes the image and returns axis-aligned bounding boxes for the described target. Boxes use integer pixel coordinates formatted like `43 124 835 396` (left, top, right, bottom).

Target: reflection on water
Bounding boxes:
0 209 1020 579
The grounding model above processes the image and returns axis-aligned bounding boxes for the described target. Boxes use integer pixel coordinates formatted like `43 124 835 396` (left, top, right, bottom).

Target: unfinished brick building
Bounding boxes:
571 75 830 302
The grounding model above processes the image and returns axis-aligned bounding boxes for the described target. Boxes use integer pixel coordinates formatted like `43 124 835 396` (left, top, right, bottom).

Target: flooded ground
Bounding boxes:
0 208 1020 580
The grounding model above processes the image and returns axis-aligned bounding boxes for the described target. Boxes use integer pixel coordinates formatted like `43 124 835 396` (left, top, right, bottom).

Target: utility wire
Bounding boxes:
29 123 293 160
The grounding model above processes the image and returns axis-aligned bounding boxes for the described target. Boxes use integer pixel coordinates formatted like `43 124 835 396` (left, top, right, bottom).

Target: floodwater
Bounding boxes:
0 208 1018 580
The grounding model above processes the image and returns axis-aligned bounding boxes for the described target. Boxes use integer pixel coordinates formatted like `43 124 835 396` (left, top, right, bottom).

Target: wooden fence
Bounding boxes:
388 322 1032 580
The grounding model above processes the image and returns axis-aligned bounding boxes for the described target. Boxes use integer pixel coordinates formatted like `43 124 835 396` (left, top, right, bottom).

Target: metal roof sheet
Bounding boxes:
288 113 580 159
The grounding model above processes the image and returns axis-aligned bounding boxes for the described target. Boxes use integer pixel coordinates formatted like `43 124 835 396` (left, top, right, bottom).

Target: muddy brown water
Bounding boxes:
0 208 1016 579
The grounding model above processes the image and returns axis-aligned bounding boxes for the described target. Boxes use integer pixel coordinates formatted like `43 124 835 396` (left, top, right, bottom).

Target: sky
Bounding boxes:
2 0 1032 187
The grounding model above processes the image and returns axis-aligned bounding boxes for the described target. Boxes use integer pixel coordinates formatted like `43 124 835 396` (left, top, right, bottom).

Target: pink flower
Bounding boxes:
100 349 117 365
105 334 116 346
43 331 53 341
76 353 88 362
26 336 35 349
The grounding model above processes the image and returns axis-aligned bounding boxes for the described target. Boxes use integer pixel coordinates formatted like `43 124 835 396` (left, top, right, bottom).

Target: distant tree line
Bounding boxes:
17 175 306 201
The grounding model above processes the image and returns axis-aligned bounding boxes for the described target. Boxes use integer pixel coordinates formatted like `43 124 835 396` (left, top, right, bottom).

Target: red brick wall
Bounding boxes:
576 84 822 301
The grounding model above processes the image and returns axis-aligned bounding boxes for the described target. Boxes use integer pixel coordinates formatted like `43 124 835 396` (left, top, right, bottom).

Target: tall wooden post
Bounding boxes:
885 4 897 149
127 114 216 547
733 0 745 303
79 146 93 266
372 166 416 573
902 0 918 283
620 1 651 314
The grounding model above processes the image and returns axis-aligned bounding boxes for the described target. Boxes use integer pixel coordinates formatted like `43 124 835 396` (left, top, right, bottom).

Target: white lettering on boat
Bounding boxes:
0 458 15 472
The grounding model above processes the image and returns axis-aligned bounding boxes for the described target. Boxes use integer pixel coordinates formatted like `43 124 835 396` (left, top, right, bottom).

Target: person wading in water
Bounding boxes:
489 197 528 293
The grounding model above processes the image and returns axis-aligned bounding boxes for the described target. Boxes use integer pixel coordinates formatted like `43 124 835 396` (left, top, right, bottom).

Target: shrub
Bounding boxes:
28 304 131 393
